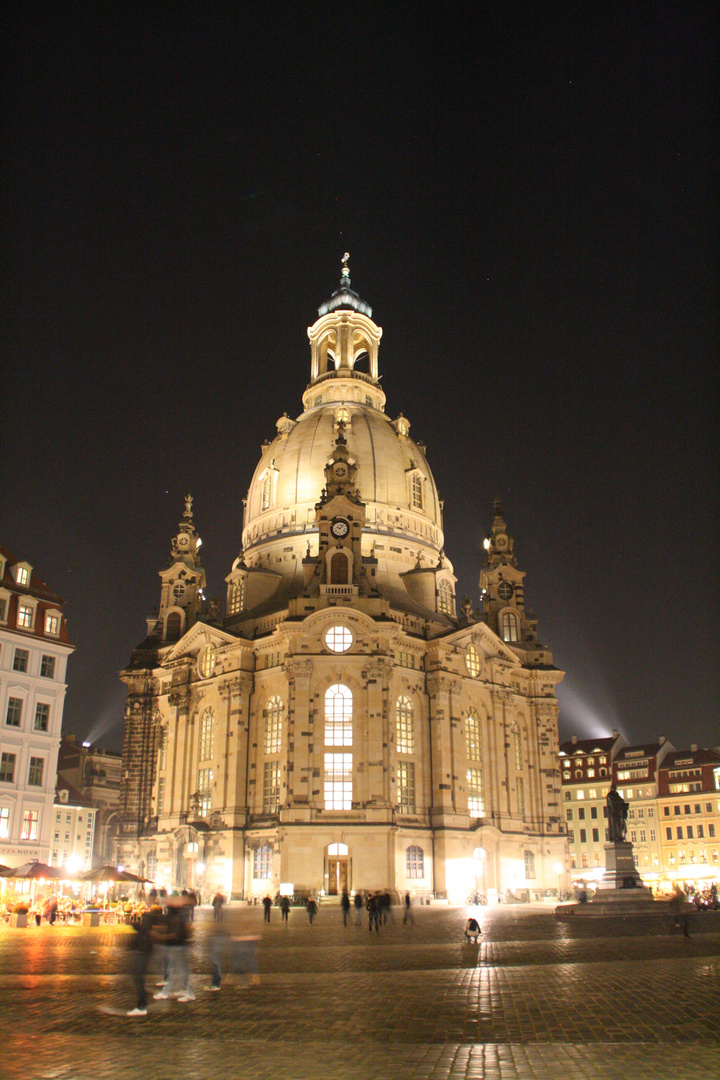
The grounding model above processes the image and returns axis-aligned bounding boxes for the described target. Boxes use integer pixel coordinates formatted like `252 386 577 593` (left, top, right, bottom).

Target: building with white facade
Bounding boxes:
0 545 74 867
57 734 121 866
117 262 567 902
51 787 97 872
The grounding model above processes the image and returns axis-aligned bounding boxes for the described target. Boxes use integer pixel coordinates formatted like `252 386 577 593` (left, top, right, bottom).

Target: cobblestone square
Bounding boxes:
1 904 718 1080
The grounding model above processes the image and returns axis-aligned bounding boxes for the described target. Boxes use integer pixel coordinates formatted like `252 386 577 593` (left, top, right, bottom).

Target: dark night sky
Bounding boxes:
1 3 717 753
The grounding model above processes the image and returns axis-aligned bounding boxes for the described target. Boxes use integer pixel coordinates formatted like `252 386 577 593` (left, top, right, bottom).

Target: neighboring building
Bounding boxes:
51 786 97 872
613 739 674 882
656 746 720 888
0 545 74 867
56 734 122 866
559 731 626 876
117 262 567 902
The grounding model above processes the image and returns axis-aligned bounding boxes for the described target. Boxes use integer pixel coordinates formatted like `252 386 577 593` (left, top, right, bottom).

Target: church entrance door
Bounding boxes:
327 857 349 895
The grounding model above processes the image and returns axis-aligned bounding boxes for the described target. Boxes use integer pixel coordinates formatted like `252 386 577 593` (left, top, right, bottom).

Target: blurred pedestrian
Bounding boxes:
367 893 380 933
153 896 195 1002
127 909 157 1016
341 890 351 926
307 897 318 924
212 891 225 922
280 895 290 922
403 892 414 925
262 895 273 922
464 916 481 943
354 890 364 926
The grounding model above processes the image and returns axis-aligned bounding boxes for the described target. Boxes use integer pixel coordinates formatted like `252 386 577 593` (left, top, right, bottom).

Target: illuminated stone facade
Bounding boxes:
117 264 567 902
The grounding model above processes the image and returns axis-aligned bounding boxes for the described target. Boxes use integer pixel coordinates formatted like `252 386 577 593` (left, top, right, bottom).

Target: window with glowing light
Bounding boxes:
261 467 276 511
410 473 423 509
196 767 212 817
199 645 217 679
406 844 424 879
228 579 245 615
467 768 484 816
397 761 416 813
395 696 414 754
324 753 352 809
511 721 522 770
198 708 215 761
16 566 29 586
524 850 535 879
501 611 519 642
21 810 38 840
264 696 283 754
17 603 34 629
437 580 455 616
465 644 481 678
254 844 272 878
263 761 280 813
325 684 352 746
465 709 482 761
324 625 352 653
44 613 60 635
0 807 9 838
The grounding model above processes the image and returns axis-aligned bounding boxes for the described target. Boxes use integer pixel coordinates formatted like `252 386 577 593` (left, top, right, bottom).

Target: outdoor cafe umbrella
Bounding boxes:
80 866 152 883
1 861 64 880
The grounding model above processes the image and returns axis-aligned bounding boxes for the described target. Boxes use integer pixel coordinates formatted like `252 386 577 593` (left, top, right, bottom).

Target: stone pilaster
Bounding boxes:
365 659 393 806
283 659 313 810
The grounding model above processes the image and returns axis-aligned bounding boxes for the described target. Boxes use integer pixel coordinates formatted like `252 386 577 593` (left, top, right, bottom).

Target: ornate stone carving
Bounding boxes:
283 658 313 680
169 689 190 711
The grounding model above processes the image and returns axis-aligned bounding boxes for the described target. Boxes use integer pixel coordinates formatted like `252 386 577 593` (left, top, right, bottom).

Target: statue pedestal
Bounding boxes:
595 841 648 892
556 842 657 916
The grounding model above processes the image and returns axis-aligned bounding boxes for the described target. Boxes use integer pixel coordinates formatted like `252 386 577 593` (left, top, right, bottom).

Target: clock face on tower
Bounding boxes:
330 517 350 539
497 580 514 601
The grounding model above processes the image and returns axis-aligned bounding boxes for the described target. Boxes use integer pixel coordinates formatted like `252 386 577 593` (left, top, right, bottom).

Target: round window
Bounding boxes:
324 625 352 653
465 644 481 678
173 582 186 600
198 644 217 679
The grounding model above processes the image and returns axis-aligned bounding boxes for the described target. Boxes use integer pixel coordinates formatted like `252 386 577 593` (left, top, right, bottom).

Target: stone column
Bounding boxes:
219 673 253 826
426 672 459 822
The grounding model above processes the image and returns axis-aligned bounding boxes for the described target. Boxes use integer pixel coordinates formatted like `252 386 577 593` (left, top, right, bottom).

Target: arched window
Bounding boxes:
198 709 214 762
325 684 352 746
396 696 414 754
437 580 455 615
465 708 482 761
165 612 182 641
327 842 349 855
524 850 536 879
264 696 283 754
501 611 519 642
406 845 424 879
330 551 349 584
254 844 272 879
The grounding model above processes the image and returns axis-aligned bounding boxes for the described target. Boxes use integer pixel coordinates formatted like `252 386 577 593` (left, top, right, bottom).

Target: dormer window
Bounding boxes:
406 467 424 511
228 578 245 615
44 610 61 636
437 579 455 616
17 601 36 630
261 465 277 511
15 564 31 586
501 610 519 643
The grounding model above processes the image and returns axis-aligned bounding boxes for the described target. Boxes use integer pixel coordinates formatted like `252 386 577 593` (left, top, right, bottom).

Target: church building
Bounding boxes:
116 261 567 902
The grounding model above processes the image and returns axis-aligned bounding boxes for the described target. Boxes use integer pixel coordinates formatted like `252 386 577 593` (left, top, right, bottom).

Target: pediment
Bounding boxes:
161 621 241 664
443 622 522 666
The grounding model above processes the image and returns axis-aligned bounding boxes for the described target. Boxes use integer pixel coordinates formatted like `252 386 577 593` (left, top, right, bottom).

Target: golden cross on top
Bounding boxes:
342 252 350 275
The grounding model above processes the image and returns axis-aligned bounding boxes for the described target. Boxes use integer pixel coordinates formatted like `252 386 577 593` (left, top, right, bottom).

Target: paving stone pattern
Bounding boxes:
0 904 718 1080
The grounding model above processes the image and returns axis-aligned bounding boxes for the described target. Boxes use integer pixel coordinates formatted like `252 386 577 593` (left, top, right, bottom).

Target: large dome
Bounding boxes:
237 278 450 616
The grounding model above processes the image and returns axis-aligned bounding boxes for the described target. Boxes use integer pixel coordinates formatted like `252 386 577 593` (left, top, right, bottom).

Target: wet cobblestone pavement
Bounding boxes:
1 904 718 1079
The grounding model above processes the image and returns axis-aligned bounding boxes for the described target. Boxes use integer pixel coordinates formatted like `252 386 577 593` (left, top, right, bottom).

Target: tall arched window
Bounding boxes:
325 684 352 746
396 696 414 754
264 696 283 754
198 709 215 762
501 611 519 642
165 612 182 641
330 551 349 584
437 580 454 615
406 845 424 879
411 473 423 509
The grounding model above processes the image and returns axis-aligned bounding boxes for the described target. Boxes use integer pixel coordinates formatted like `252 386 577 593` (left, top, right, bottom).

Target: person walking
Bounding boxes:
153 896 195 1002
354 890 364 926
403 891 414 925
262 895 273 923
212 891 225 922
280 895 291 923
341 889 351 926
127 909 156 1016
366 893 380 933
306 897 318 924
